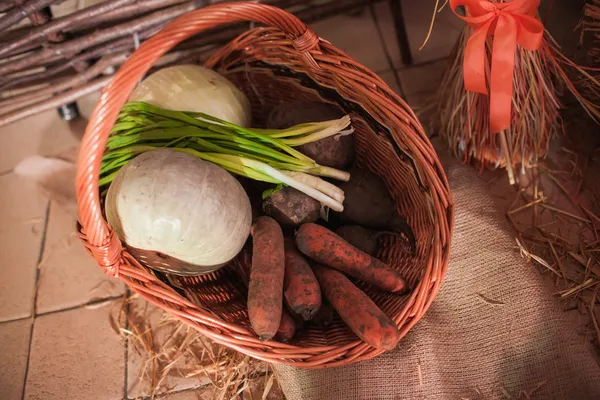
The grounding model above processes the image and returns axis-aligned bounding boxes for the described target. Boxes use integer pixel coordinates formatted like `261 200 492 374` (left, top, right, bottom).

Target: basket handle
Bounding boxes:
76 2 320 275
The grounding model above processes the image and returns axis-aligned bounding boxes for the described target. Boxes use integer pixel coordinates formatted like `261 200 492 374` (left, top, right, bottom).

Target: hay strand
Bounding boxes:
506 142 600 352
110 293 284 399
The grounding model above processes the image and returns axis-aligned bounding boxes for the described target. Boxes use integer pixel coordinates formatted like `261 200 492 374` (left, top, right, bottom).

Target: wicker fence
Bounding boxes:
0 0 389 126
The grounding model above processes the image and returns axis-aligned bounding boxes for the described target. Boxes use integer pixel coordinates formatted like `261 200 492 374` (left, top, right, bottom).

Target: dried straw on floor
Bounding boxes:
500 142 600 354
434 25 600 177
110 293 284 400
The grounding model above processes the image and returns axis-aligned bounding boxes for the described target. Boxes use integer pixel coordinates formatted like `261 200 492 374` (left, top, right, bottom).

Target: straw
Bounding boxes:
435 28 563 175
505 147 600 351
433 0 599 180
110 293 282 399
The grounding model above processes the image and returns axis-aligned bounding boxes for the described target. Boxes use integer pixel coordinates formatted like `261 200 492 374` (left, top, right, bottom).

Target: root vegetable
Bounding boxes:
235 240 298 342
282 171 345 204
105 149 252 275
130 65 251 127
295 223 408 293
283 238 322 320
277 310 298 342
312 264 401 350
248 217 285 341
262 187 320 228
266 102 355 169
338 167 416 254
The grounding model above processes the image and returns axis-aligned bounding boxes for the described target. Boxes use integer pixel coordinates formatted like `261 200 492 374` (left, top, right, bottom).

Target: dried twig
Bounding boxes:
0 76 111 126
0 53 127 113
0 0 203 76
64 0 192 34
0 0 61 32
0 24 162 92
0 0 136 58
0 1 13 13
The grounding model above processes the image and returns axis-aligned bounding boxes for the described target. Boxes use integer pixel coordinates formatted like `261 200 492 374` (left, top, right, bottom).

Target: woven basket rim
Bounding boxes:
76 1 454 368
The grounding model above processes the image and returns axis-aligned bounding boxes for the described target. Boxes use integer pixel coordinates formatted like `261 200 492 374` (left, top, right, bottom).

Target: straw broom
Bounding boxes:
436 28 561 178
434 0 600 184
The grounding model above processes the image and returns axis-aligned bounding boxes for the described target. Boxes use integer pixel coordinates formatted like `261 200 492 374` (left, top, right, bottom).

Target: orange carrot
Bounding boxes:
248 216 285 341
236 239 296 342
312 264 400 350
284 238 322 320
296 223 408 293
276 310 297 342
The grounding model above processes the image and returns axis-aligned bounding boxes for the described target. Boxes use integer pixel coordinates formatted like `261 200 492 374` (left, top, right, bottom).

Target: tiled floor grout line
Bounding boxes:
20 200 51 400
369 2 407 99
136 382 213 400
123 288 131 400
0 315 30 324
0 294 127 326
41 295 127 317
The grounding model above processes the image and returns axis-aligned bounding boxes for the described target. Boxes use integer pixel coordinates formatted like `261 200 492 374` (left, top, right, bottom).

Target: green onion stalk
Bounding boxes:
100 102 353 211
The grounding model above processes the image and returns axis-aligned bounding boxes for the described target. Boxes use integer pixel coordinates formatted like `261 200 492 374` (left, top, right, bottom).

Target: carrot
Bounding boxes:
248 216 285 341
312 264 401 350
276 310 298 342
295 223 408 293
283 238 322 320
236 239 297 342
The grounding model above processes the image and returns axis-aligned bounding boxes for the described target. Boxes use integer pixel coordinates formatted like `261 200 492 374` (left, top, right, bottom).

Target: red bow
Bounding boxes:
450 0 544 133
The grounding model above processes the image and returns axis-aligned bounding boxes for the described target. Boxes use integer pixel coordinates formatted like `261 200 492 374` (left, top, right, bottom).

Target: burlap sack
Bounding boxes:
274 159 600 399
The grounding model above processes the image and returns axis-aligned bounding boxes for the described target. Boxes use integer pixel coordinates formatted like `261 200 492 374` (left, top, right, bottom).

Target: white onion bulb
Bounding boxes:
129 65 252 127
105 149 252 274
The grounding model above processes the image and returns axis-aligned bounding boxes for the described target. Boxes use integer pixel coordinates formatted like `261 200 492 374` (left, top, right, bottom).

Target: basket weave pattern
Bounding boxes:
76 2 453 368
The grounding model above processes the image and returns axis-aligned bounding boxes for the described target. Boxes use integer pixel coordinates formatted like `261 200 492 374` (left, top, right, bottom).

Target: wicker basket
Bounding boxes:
76 1 453 368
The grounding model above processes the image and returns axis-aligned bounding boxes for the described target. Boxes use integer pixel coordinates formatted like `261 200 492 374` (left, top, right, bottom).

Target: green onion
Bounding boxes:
100 102 353 211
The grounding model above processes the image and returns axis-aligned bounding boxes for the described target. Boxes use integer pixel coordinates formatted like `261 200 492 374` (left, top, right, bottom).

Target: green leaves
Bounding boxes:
101 102 351 186
100 102 351 211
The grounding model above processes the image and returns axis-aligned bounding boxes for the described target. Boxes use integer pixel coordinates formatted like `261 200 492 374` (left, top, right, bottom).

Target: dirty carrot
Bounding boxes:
236 239 297 342
284 238 322 320
277 310 298 342
312 264 401 350
248 216 285 341
295 223 408 293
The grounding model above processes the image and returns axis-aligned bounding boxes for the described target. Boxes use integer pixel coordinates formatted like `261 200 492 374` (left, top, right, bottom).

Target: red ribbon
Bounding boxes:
450 0 544 133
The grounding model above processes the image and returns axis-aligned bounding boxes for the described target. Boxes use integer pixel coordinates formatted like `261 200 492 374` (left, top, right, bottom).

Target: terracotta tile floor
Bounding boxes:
0 1 584 398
